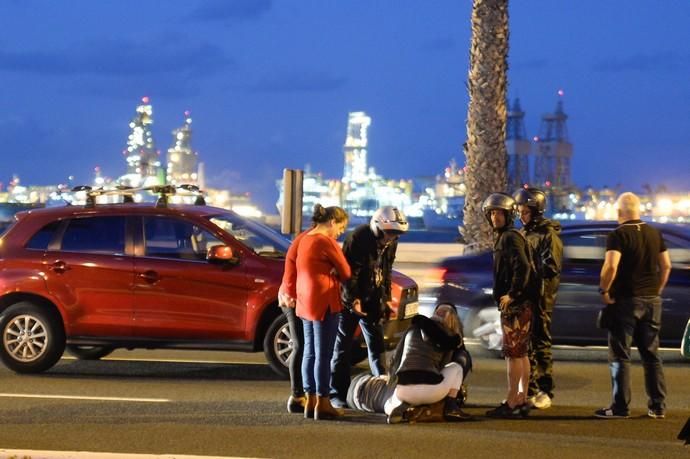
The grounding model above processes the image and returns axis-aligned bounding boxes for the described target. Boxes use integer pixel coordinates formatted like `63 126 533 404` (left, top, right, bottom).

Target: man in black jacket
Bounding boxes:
483 193 537 418
329 206 408 408
514 188 563 410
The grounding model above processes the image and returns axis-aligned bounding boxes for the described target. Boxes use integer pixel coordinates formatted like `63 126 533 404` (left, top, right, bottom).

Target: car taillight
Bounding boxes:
422 267 447 288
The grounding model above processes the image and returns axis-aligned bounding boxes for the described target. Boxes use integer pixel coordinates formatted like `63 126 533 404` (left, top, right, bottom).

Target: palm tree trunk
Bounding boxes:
463 0 509 253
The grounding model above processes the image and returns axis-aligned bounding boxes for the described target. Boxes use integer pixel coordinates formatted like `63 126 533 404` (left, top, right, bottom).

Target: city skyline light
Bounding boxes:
1 1 689 212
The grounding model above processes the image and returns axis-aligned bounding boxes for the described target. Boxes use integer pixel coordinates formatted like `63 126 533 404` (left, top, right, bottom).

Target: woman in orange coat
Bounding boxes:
295 204 350 420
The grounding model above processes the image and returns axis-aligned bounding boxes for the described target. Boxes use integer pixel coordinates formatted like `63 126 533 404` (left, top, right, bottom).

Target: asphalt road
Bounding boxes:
0 345 687 459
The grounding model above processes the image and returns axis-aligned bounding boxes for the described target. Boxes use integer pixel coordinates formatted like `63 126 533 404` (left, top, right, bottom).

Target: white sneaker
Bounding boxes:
531 391 552 409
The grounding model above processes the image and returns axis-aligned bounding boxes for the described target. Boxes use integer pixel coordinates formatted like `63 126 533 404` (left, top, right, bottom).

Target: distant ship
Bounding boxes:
420 159 465 231
422 195 464 231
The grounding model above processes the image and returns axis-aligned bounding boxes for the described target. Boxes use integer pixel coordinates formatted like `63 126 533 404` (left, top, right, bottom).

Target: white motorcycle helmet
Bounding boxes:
370 206 409 237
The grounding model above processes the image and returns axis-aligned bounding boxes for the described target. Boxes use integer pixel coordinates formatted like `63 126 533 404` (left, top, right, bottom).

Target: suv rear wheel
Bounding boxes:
0 302 66 373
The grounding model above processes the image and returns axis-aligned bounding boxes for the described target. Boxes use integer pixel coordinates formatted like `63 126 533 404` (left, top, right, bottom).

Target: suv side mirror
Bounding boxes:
207 245 239 265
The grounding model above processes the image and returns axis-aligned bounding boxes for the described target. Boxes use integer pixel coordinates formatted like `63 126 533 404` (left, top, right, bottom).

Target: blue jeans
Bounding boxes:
608 296 667 413
281 306 304 397
330 308 385 401
301 309 339 397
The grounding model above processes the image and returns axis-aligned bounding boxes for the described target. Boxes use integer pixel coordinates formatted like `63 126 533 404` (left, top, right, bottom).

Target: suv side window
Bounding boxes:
60 216 126 255
663 233 690 264
562 231 608 261
208 214 288 258
144 217 223 261
26 220 62 250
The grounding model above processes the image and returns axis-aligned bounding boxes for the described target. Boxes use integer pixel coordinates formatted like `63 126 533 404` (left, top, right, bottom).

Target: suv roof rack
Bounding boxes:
70 184 206 208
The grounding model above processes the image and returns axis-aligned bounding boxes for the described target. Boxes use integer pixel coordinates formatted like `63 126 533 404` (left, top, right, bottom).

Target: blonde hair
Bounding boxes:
616 192 641 220
432 303 462 336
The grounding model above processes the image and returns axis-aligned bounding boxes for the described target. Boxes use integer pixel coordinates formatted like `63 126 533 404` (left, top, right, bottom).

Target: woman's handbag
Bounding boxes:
596 303 616 330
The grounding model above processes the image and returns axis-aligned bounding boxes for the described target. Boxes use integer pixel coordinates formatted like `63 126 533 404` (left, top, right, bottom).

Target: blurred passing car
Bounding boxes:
0 196 418 377
420 222 690 350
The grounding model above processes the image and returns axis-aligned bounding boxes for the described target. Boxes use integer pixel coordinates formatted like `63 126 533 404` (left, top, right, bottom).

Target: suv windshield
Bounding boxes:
208 213 290 258
0 221 14 237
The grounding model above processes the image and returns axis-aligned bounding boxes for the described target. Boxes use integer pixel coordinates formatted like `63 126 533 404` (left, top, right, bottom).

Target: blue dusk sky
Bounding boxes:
1 0 689 212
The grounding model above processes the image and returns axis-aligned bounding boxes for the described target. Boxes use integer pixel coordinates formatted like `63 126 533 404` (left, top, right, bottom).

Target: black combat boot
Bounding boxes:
444 396 472 421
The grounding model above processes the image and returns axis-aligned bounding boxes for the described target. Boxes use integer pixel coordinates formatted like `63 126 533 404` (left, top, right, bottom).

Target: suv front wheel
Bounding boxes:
263 312 372 380
264 314 291 379
0 302 66 373
65 345 115 360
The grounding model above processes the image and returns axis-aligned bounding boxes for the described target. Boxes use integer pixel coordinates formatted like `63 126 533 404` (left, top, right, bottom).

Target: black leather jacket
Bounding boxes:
492 226 534 305
522 217 563 310
341 224 397 321
389 315 462 385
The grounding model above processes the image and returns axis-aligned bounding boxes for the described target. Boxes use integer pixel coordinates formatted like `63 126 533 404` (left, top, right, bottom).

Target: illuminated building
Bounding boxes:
166 111 199 186
120 96 164 187
420 159 466 229
340 111 412 217
343 112 371 183
278 111 414 224
301 165 342 212
342 177 413 218
0 96 262 218
276 165 342 219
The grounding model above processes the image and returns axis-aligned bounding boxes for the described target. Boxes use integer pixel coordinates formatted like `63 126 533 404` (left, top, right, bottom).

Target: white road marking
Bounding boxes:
0 393 170 402
60 356 265 365
0 450 259 459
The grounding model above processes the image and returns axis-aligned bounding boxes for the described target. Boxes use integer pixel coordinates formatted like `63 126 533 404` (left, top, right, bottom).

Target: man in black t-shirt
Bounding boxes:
595 192 672 419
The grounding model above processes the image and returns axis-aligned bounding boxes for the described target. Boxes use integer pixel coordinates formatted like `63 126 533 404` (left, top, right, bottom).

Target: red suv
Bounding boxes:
0 201 419 376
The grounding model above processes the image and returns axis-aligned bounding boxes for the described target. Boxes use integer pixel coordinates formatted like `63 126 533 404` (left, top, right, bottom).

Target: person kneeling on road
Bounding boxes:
381 304 472 424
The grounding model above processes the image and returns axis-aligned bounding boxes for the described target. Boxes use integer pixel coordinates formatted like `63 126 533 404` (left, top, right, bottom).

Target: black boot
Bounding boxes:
485 402 521 418
444 396 472 421
387 401 411 424
286 394 306 414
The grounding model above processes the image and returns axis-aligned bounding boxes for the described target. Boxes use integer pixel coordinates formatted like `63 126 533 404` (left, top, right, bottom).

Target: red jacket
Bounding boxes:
289 232 351 321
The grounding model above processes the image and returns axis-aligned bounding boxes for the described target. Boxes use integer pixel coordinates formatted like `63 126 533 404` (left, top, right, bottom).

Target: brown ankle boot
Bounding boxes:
314 395 344 420
304 393 317 419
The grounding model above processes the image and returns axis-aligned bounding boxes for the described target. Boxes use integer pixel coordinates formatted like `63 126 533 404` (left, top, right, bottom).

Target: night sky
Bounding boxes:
1 0 689 212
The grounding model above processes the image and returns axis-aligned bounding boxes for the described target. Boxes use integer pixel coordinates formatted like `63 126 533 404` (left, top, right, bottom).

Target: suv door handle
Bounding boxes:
50 260 70 274
138 270 160 284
